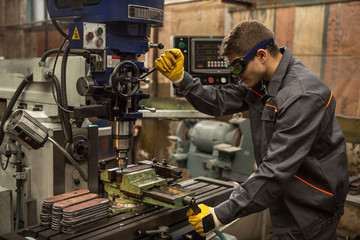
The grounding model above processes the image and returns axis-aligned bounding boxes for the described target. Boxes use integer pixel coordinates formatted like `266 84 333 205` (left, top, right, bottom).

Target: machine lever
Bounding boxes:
149 43 165 49
140 67 156 79
140 105 156 113
140 78 151 84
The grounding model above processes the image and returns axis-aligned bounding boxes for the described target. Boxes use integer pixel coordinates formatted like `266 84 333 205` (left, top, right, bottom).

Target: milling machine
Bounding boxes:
0 0 166 227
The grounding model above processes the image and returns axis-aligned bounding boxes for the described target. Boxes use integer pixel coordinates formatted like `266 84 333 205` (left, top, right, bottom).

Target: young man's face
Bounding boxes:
227 52 265 88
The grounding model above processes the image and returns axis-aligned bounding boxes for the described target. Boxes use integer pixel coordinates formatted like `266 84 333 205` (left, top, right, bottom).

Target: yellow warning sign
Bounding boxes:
72 27 81 40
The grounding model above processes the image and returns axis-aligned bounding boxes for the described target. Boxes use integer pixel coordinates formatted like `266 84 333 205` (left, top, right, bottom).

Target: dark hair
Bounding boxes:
220 20 279 58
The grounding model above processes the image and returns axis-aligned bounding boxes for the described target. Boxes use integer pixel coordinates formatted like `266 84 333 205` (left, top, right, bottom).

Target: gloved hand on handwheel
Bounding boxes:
186 204 222 236
154 48 184 85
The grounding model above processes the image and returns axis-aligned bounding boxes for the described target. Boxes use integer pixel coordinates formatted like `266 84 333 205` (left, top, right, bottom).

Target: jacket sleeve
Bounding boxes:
214 93 328 224
176 72 249 116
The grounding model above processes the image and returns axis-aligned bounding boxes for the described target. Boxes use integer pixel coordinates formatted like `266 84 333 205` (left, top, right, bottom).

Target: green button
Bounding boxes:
97 27 103 35
179 42 185 48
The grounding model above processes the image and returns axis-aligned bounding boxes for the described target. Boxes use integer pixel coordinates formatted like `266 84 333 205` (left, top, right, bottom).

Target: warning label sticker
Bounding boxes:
72 27 81 40
107 55 121 68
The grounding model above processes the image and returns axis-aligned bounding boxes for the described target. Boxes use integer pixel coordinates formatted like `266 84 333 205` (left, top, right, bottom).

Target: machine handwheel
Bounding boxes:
110 60 140 99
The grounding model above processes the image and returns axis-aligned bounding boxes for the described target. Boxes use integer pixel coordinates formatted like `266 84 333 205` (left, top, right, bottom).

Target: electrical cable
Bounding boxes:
49 73 73 145
49 39 74 144
49 73 73 113
51 38 68 81
60 45 73 143
0 156 10 170
46 0 68 38
0 73 33 146
48 137 88 182
61 45 71 109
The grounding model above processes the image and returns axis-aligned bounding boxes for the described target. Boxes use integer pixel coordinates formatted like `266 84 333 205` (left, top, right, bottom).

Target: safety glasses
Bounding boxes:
226 38 275 75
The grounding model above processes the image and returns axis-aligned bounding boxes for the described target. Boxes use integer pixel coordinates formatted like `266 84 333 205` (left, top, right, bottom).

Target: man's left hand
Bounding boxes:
186 204 221 236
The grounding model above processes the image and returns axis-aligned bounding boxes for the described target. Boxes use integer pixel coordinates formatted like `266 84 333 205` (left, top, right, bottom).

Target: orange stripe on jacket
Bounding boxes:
265 104 278 112
249 88 263 97
293 175 334 196
326 92 333 108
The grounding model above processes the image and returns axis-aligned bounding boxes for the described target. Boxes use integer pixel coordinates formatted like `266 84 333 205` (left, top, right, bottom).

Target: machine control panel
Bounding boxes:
190 38 228 74
170 36 234 97
83 22 106 50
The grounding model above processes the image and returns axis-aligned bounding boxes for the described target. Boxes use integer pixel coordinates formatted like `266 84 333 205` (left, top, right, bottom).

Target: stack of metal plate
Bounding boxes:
40 189 90 226
51 193 98 231
61 198 110 234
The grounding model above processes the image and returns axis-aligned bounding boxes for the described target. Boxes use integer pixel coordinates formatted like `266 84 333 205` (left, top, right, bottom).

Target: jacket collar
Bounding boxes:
265 47 293 97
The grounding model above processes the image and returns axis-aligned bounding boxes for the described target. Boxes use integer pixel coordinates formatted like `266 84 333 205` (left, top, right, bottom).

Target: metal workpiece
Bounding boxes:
40 190 109 235
51 194 99 231
5 177 236 240
61 198 110 234
40 190 91 226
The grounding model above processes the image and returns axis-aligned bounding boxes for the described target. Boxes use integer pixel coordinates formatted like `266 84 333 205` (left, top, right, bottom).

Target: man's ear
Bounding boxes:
256 49 268 63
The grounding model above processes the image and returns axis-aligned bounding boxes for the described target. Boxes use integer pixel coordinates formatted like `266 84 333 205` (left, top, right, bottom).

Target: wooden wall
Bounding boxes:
0 0 65 59
238 2 360 117
1 1 358 117
152 0 360 117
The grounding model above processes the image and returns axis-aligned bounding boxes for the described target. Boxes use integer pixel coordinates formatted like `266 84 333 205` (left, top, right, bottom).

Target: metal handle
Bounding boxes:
149 43 164 49
140 67 156 79
140 105 156 113
183 196 201 215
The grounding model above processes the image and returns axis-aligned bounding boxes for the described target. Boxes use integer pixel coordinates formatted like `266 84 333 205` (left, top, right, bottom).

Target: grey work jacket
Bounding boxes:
176 47 349 239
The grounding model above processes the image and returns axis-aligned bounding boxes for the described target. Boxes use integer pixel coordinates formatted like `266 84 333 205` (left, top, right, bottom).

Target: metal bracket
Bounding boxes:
15 172 26 180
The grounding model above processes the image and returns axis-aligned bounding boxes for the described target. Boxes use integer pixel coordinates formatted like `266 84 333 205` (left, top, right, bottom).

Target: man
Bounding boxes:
154 20 349 239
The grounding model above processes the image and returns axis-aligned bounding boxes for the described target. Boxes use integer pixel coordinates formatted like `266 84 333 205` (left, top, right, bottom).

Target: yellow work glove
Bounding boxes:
154 49 184 84
186 204 221 237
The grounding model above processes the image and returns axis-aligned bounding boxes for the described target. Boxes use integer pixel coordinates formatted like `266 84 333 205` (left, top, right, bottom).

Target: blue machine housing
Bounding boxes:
48 0 164 83
48 0 164 25
48 0 164 121
48 0 164 52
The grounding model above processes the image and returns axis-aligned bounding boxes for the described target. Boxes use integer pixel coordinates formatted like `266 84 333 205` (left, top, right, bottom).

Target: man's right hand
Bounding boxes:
154 49 184 84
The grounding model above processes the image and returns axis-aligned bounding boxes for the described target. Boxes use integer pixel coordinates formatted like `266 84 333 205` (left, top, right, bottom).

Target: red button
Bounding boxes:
208 77 214 83
86 32 94 40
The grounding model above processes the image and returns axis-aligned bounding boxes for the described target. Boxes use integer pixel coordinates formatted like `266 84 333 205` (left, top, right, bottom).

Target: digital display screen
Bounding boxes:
193 39 225 71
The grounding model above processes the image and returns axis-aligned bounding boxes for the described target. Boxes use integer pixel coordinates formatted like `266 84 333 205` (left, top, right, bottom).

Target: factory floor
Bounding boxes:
207 210 271 240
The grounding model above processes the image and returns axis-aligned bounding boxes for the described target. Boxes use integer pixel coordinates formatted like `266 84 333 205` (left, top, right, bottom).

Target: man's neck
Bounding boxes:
264 54 282 81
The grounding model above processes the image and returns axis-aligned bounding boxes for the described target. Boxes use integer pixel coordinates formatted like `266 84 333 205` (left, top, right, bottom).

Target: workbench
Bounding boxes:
0 177 237 240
